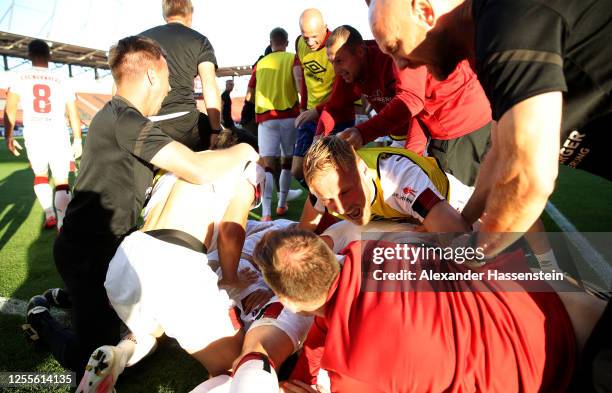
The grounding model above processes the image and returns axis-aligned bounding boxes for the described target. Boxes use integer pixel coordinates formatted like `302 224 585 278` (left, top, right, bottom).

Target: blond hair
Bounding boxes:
303 136 356 186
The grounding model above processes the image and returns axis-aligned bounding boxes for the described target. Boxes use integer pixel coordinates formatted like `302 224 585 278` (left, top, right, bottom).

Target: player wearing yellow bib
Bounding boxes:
298 136 472 234
291 9 354 187
246 28 300 221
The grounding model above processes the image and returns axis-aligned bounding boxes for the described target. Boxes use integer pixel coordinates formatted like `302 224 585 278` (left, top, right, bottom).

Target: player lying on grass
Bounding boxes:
299 136 566 275
253 228 608 393
75 143 265 392
298 136 473 233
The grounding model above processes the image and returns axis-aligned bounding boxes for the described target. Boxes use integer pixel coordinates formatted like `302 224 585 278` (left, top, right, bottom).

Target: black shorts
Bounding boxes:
427 122 492 187
155 110 215 152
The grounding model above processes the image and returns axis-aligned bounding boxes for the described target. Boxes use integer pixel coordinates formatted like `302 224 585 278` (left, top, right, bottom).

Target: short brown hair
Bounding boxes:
253 229 340 303
108 36 166 84
162 0 193 19
303 136 356 186
326 25 364 52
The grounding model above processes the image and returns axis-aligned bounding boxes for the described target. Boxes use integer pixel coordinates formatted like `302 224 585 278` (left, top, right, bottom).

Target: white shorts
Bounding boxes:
24 130 71 179
105 231 236 353
258 118 296 158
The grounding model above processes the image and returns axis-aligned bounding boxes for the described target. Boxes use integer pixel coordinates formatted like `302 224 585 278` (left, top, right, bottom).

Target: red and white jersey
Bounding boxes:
8 67 75 138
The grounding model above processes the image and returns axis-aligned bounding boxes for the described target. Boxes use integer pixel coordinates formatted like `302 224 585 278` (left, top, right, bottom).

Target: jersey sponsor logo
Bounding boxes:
402 186 416 197
559 130 590 168
392 191 415 204
303 60 327 75
363 89 392 105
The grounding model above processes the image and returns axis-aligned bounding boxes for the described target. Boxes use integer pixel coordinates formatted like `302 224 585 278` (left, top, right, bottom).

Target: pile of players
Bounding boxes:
9 0 612 392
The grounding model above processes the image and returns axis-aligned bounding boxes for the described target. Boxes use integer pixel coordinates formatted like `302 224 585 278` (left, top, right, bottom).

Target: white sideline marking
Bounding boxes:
0 295 69 322
545 201 612 287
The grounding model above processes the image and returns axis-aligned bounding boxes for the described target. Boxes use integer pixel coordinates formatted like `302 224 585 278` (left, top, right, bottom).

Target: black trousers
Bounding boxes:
428 122 492 187
33 232 122 378
156 110 215 152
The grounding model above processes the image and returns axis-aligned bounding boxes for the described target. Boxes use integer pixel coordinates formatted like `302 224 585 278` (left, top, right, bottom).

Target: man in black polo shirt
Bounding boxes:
141 0 221 151
24 35 258 377
367 0 612 390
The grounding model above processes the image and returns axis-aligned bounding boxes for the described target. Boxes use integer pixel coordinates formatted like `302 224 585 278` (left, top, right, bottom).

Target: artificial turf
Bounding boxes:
0 138 611 392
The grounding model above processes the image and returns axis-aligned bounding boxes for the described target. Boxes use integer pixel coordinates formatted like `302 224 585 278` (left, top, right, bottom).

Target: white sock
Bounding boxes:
33 181 53 218
54 186 71 228
190 375 233 393
261 171 274 217
230 355 278 393
122 333 157 367
535 249 561 273
278 169 292 208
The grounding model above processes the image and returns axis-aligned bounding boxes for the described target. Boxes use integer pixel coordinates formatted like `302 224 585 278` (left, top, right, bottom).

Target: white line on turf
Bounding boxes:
545 201 612 288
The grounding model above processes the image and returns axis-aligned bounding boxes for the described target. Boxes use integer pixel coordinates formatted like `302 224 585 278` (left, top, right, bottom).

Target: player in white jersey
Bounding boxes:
3 39 82 229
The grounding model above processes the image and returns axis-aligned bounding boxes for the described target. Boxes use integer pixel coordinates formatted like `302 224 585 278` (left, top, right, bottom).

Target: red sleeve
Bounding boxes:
356 65 427 144
247 66 257 89
403 118 428 154
315 77 358 136
289 316 328 384
299 67 308 110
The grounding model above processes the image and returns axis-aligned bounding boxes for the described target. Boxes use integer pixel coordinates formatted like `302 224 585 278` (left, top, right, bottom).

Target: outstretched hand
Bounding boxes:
336 127 363 149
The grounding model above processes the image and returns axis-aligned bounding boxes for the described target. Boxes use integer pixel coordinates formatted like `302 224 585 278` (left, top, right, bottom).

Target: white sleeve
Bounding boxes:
321 220 362 253
379 155 444 221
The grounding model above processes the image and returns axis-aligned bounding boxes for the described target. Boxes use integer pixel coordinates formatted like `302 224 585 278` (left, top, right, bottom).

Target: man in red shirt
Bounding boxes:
316 25 491 186
252 228 608 393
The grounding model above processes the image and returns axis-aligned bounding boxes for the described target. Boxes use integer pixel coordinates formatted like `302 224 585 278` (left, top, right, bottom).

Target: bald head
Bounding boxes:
299 8 328 50
368 0 468 80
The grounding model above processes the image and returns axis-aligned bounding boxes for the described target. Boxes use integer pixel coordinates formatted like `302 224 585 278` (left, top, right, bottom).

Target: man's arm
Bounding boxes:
245 87 255 104
476 92 561 256
150 141 259 185
315 77 358 136
217 179 254 285
245 67 256 104
198 61 222 145
3 91 22 156
298 197 324 232
422 200 470 233
340 65 426 149
65 99 83 158
460 122 498 224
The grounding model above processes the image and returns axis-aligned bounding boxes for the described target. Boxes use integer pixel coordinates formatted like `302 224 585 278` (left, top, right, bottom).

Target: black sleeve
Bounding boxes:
473 0 567 121
198 36 218 69
115 109 173 162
